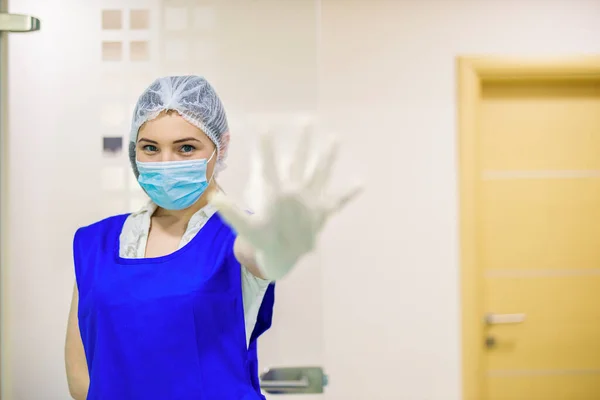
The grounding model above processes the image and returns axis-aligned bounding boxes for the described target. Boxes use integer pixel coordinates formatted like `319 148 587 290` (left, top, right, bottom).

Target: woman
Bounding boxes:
65 76 359 400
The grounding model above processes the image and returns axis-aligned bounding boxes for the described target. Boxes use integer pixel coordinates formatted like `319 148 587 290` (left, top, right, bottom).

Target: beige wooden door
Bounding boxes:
476 78 600 399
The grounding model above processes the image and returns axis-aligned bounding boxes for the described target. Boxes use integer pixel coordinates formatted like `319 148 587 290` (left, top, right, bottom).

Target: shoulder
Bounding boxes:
73 214 131 280
76 213 130 233
74 213 131 244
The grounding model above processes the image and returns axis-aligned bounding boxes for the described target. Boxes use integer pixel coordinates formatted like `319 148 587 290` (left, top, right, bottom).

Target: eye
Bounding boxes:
180 144 196 153
142 144 158 152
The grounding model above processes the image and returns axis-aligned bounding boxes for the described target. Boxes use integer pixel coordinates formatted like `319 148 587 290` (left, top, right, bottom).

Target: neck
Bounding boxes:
153 184 218 221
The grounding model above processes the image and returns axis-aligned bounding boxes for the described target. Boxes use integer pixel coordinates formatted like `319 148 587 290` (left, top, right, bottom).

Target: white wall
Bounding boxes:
317 1 600 399
2 1 600 400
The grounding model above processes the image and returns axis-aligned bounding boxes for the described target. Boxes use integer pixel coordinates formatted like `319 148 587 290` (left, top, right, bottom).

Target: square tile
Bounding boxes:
130 41 150 61
164 7 188 31
103 136 124 156
192 6 216 30
102 41 123 61
101 103 126 127
164 38 189 63
192 40 216 62
101 72 126 96
101 166 126 191
102 10 122 30
129 9 150 30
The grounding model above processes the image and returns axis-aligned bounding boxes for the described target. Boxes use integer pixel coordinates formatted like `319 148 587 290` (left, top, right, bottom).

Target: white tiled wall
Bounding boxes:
92 0 319 215
5 1 320 399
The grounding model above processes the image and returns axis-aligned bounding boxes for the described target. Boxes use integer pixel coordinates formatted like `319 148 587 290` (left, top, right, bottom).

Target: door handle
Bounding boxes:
0 14 41 32
260 366 327 394
484 313 526 325
260 376 310 390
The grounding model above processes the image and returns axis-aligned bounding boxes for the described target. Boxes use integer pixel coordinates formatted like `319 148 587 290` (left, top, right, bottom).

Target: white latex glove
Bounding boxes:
209 126 362 281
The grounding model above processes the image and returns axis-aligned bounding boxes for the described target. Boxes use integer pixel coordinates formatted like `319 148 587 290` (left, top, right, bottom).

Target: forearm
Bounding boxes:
66 377 88 400
65 283 90 400
66 338 90 400
65 344 88 400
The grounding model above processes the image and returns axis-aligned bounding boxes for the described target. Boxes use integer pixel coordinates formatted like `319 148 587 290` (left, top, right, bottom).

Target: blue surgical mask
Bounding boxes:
136 151 216 210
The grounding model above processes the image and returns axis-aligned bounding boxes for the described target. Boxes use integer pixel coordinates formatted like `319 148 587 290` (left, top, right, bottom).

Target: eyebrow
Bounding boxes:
172 137 201 144
138 138 158 144
138 137 201 144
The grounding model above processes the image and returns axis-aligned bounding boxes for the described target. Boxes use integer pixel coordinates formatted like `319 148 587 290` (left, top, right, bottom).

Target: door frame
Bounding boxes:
0 0 7 397
457 55 600 400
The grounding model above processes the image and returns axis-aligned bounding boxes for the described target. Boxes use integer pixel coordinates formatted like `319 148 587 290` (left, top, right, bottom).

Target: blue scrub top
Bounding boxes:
73 213 275 400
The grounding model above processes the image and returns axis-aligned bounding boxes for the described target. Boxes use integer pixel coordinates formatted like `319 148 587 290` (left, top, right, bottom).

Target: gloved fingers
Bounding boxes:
306 137 339 195
209 192 260 242
259 131 282 191
325 183 364 217
290 124 313 184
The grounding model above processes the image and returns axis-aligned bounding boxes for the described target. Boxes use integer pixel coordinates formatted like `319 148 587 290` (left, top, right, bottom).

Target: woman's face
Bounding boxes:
136 111 217 175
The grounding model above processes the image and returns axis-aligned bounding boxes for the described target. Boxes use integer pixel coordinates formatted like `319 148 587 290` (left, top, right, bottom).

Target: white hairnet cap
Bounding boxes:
129 75 230 177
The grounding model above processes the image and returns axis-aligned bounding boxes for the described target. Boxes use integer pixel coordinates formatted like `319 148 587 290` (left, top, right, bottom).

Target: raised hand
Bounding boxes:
209 125 362 280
